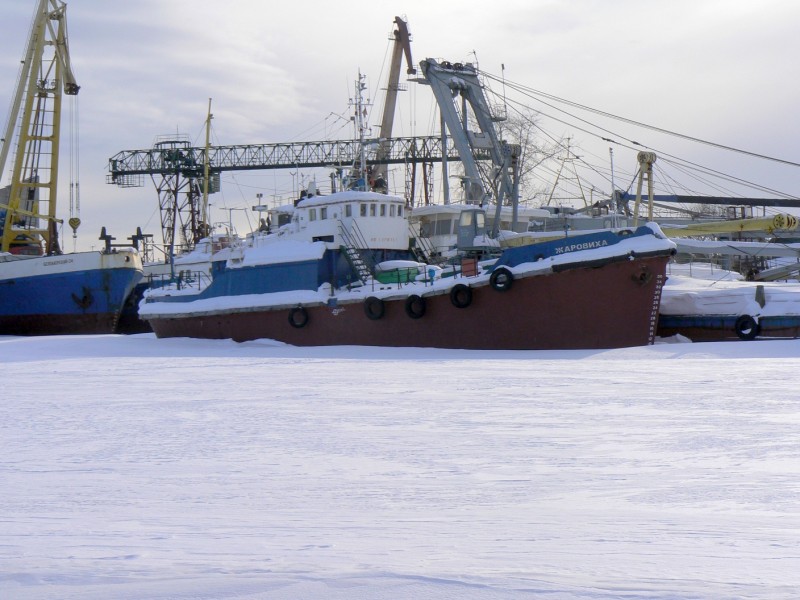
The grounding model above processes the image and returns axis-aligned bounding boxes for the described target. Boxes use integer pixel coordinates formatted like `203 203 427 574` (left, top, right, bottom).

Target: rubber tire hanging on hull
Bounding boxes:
404 295 426 319
288 306 309 328
734 314 759 341
450 284 473 308
490 267 514 292
364 296 385 320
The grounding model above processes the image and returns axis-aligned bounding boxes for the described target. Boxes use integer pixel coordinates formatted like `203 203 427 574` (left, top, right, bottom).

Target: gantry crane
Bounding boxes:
105 16 457 260
107 135 465 259
0 0 79 255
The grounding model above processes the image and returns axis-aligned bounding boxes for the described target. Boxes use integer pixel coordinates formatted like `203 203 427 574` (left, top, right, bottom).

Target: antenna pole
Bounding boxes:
202 98 213 238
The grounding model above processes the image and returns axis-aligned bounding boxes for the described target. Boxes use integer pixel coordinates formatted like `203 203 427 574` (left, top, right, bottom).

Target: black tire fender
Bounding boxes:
489 267 514 292
404 294 426 319
288 306 309 328
364 296 385 320
734 314 759 341
449 284 473 308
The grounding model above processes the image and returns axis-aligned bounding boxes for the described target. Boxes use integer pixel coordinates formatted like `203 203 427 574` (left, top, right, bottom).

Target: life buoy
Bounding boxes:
364 296 385 320
734 314 759 341
450 284 472 308
489 267 513 292
288 306 309 328
404 294 426 319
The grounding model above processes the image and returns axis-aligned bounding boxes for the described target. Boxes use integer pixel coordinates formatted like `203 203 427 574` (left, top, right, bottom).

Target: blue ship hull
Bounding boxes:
0 254 143 335
152 247 410 305
658 314 800 342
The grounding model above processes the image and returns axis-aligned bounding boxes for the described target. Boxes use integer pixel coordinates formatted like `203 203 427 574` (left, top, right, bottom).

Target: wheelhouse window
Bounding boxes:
398 205 403 217
345 204 352 218
360 204 367 217
380 204 386 217
370 204 377 217
390 205 396 217
435 219 452 235
309 208 317 221
320 207 328 220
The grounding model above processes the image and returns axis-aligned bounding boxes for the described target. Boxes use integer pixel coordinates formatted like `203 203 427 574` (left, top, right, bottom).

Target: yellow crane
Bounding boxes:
0 0 79 255
659 213 798 238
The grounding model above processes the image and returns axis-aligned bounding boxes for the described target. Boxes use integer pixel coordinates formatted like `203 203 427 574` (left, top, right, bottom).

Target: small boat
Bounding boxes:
139 189 676 350
658 263 800 341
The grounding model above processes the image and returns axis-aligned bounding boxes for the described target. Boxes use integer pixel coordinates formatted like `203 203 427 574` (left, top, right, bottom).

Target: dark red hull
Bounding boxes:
0 312 123 336
147 254 670 350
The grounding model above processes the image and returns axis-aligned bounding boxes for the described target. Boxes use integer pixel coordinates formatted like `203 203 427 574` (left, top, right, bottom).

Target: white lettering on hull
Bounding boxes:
554 240 609 254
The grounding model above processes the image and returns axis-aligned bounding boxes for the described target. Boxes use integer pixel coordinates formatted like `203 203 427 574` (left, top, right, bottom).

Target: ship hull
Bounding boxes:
658 315 800 342
657 274 800 342
0 250 143 336
147 253 670 350
116 279 154 334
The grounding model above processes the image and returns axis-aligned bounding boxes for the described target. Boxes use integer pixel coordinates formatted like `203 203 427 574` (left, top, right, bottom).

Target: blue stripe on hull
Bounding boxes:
0 267 142 334
494 226 655 269
155 248 410 305
213 259 321 297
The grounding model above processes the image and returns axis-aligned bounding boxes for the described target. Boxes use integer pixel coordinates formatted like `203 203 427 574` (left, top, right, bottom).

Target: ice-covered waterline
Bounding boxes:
2 334 799 599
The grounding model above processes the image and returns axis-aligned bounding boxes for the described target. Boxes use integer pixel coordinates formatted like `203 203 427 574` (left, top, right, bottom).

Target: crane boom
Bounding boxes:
660 213 799 238
0 0 79 254
370 17 416 191
419 58 519 236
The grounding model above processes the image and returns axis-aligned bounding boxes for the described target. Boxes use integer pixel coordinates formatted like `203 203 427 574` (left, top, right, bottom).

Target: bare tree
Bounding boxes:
494 107 561 205
437 103 560 206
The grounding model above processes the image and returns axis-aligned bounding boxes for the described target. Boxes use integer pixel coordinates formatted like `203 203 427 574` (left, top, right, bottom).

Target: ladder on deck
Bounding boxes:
338 221 376 284
408 222 441 265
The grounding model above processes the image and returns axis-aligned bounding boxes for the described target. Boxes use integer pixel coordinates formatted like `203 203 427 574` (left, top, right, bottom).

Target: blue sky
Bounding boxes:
1 0 799 251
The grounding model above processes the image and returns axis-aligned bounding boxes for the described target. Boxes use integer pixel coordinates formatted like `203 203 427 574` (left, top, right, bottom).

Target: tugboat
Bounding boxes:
139 185 675 350
140 63 675 350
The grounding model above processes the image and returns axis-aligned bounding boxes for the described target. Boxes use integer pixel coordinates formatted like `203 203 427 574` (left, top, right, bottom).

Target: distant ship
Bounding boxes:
0 0 143 336
658 262 800 341
0 242 142 335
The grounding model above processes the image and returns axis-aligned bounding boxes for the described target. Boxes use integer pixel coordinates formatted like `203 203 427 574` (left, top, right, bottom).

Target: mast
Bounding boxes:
202 98 213 238
545 138 587 208
633 151 657 226
609 147 619 227
0 0 80 254
350 72 371 190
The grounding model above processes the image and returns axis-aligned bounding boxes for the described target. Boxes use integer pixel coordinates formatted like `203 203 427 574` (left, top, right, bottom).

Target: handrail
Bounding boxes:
337 220 377 279
145 269 212 293
408 222 440 264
